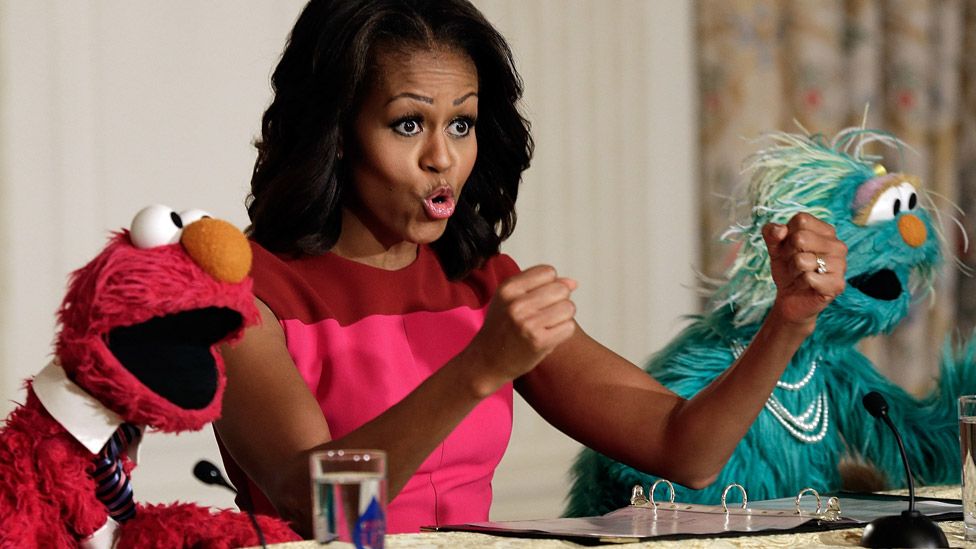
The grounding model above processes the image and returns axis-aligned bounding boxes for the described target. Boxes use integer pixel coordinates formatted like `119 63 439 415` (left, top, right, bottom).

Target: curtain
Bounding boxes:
698 0 976 394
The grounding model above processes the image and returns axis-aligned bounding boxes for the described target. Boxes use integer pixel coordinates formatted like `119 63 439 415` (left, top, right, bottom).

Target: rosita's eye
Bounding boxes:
130 204 183 249
447 117 474 137
861 181 919 226
392 118 422 136
900 182 918 211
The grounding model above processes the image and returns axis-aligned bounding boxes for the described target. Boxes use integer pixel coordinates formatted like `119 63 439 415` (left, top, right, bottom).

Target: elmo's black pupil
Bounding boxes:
170 211 183 228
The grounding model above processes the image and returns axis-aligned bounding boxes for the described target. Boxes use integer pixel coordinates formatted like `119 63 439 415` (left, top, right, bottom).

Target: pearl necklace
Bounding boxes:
731 341 829 443
764 392 830 443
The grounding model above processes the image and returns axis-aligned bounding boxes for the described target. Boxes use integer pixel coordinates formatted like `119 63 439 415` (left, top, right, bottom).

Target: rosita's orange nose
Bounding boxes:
898 214 927 248
180 218 252 283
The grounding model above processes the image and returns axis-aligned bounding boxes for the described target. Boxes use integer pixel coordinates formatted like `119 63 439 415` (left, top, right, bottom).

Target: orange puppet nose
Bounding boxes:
180 218 252 283
898 214 927 248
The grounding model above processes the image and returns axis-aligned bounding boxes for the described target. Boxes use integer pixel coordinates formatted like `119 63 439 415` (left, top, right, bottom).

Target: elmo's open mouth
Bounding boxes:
107 307 243 409
847 269 902 301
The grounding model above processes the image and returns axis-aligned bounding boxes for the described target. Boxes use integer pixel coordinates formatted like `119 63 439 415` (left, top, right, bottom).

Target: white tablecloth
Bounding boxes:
262 526 969 549
255 486 972 548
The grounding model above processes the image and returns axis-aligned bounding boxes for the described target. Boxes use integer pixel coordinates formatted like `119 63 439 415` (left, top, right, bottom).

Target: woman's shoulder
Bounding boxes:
479 252 521 280
249 240 309 288
247 240 336 322
457 251 521 300
249 240 344 279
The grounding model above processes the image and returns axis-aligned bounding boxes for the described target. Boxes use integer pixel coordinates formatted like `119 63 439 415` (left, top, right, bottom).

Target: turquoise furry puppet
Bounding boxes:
566 127 976 517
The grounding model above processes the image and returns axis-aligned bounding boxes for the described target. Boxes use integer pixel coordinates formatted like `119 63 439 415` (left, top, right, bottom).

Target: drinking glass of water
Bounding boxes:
960 396 976 541
310 449 387 548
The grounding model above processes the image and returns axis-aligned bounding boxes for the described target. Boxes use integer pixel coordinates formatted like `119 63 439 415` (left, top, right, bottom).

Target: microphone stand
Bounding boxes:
194 460 268 549
860 391 948 548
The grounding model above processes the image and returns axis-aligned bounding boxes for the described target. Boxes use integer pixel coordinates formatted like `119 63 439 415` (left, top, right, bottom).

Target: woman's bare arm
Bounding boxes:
214 300 331 535
515 310 809 488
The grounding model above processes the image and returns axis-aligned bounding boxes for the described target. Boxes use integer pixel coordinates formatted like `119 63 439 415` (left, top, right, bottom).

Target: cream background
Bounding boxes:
0 1 696 521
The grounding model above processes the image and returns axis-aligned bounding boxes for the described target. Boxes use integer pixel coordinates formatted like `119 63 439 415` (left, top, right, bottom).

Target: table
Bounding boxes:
264 525 970 548
256 486 973 548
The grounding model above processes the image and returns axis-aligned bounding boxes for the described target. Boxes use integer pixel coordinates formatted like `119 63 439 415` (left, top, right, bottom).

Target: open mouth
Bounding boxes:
423 187 456 220
847 269 902 301
107 307 243 409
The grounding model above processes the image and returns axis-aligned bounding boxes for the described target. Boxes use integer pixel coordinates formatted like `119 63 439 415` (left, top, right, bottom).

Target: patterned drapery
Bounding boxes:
698 0 976 393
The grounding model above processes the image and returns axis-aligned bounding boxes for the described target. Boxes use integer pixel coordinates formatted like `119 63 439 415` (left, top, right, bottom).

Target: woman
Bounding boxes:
214 0 848 538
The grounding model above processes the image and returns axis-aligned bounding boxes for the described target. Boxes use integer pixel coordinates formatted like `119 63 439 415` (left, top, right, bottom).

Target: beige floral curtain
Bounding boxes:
698 0 976 394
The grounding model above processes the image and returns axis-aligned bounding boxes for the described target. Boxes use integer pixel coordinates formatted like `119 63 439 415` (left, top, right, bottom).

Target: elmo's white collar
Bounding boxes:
32 360 142 461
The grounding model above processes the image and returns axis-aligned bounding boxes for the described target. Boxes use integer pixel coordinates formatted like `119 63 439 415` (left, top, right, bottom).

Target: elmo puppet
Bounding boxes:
0 205 299 548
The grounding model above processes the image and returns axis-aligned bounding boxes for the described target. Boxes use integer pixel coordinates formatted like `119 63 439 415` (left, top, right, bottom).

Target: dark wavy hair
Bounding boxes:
246 0 532 279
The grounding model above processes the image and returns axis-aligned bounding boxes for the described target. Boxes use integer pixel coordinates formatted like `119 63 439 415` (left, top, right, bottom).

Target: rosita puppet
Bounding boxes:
566 128 976 516
0 206 299 548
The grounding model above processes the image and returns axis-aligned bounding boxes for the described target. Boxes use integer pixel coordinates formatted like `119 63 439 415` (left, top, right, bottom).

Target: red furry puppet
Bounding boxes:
0 205 300 548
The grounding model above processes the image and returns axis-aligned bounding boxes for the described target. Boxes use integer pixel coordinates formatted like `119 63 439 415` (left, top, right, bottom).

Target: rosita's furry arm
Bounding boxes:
833 332 976 487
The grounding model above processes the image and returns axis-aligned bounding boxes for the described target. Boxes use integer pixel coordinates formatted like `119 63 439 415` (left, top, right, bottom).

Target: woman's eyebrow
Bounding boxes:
387 92 433 105
385 91 478 106
453 92 477 106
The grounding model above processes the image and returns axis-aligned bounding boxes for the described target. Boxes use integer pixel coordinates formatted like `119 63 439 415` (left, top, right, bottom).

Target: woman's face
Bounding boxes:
345 45 479 250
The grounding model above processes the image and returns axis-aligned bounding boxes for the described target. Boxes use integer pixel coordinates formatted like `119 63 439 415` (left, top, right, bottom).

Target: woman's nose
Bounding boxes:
420 132 453 173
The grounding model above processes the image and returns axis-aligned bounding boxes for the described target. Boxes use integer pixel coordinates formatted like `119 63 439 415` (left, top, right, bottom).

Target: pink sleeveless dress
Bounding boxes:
218 242 520 533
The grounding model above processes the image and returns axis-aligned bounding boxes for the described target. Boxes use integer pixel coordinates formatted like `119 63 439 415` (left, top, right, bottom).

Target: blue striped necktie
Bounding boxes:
91 422 141 522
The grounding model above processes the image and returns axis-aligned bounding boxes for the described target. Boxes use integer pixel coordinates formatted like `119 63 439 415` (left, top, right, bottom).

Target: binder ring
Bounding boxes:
629 484 649 506
721 483 748 513
648 479 675 508
794 487 822 515
824 496 842 521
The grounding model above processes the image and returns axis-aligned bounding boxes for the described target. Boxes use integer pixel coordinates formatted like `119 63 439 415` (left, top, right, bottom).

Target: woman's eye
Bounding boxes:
392 118 422 136
447 118 473 137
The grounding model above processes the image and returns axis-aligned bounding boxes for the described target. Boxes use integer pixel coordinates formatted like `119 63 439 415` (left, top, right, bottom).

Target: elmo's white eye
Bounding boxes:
863 182 919 226
179 209 212 226
130 204 183 249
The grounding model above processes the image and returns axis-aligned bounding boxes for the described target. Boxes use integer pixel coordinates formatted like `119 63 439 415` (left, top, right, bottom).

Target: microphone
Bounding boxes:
194 459 268 549
859 391 948 548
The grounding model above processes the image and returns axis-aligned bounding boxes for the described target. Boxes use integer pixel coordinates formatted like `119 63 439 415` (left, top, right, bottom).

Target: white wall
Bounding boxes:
0 0 697 522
